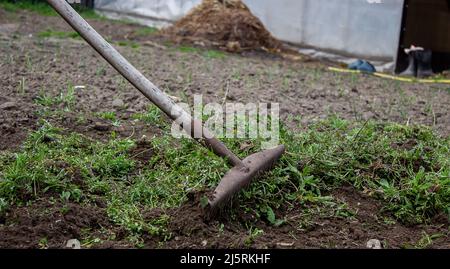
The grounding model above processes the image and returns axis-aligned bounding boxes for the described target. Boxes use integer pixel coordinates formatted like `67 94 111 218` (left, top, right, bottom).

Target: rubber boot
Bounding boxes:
399 51 417 77
416 50 433 78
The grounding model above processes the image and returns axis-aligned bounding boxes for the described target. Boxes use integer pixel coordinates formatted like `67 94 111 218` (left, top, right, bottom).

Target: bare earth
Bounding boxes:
0 9 449 249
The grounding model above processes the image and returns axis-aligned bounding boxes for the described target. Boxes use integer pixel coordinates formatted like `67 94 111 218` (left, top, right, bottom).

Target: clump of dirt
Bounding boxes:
168 192 209 234
128 139 154 167
163 0 284 53
0 97 37 151
161 191 249 249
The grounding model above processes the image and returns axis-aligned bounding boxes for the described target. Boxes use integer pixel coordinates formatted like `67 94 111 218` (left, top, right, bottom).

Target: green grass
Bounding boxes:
131 105 165 128
35 85 76 111
134 26 158 36
96 111 117 121
203 50 226 59
270 118 449 224
96 111 121 126
117 40 140 49
38 29 80 39
177 46 199 53
0 117 448 245
177 46 226 59
0 0 103 19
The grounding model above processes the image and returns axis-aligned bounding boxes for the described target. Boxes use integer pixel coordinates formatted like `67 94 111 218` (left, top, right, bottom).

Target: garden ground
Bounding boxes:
0 4 449 248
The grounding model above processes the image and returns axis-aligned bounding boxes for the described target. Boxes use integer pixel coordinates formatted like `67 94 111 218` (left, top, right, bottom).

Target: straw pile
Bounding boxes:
163 0 284 53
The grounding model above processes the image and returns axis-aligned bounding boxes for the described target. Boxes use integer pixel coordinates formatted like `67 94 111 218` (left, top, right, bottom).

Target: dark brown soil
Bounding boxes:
0 198 130 249
0 9 449 249
153 186 449 249
1 186 448 249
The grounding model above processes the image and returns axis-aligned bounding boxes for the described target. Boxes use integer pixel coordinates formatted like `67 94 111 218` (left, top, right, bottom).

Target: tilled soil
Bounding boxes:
0 9 449 249
156 187 449 249
1 187 448 249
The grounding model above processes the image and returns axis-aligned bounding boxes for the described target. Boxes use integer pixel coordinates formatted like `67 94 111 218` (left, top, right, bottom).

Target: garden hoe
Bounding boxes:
46 0 285 218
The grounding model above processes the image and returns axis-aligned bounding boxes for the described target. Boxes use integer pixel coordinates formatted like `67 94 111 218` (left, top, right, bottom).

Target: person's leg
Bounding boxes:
416 50 433 78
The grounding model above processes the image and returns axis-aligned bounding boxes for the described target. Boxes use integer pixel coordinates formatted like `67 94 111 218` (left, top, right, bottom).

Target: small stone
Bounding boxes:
276 242 294 247
66 239 81 249
0 102 17 110
112 99 125 108
366 239 382 249
201 240 208 247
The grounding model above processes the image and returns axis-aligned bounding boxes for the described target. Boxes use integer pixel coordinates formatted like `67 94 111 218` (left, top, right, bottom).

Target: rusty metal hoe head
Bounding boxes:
204 144 285 218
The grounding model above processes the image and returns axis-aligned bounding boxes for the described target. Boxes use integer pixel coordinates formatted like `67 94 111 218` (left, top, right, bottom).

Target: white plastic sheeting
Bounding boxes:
94 0 404 67
244 0 404 61
94 0 201 27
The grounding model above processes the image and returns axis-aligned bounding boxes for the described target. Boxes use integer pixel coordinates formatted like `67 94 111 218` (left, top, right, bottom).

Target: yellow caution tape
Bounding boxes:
327 67 450 84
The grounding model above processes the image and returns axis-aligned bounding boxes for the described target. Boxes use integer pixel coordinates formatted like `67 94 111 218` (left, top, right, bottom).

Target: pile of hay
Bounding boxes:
163 0 284 53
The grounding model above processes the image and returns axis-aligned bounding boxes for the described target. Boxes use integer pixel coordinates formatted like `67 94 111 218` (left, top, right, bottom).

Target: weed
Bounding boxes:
0 198 7 215
230 117 449 225
414 232 444 249
35 85 76 112
81 237 102 248
96 65 107 76
76 114 87 125
134 26 158 36
282 75 290 92
60 84 76 110
218 223 225 234
244 226 264 246
177 46 199 53
117 40 140 49
25 53 33 70
131 105 165 128
17 77 26 95
0 0 104 19
261 205 285 226
175 45 225 59
38 237 48 249
0 121 136 204
231 68 242 81
203 50 226 59
0 116 448 246
38 29 80 39
96 111 121 126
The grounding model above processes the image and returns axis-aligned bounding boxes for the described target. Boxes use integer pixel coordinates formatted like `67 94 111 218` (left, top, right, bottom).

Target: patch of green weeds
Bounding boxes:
38 29 80 39
117 40 140 49
131 105 165 128
203 50 226 59
244 226 264 246
0 121 136 205
96 111 121 127
35 85 76 112
215 116 449 225
0 0 104 19
414 232 445 249
176 45 226 59
134 26 158 36
0 115 448 245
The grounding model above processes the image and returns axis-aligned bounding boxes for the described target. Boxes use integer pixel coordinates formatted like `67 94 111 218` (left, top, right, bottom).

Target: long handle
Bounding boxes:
46 0 244 167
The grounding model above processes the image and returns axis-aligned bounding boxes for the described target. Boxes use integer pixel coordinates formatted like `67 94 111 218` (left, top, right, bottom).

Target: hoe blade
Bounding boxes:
206 145 285 216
